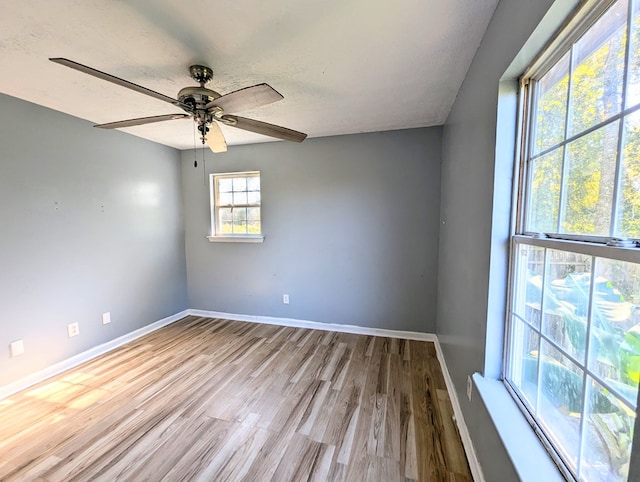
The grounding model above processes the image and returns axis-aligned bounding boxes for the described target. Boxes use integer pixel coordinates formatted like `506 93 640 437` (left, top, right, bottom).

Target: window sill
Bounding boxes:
473 373 565 482
207 235 264 243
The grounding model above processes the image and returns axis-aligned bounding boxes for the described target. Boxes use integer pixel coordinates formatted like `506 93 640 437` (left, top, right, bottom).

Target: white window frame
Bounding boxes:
207 171 264 243
506 0 640 480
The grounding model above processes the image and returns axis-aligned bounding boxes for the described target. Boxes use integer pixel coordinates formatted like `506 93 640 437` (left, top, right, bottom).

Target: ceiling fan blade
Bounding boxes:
224 115 307 143
205 84 283 114
50 58 190 110
206 122 228 153
94 113 190 129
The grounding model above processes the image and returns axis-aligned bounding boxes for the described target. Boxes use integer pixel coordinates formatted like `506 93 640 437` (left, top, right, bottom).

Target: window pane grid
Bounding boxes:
526 113 638 236
510 241 638 410
528 101 640 165
528 110 638 231
524 0 640 240
514 318 636 412
508 227 639 479
211 172 261 237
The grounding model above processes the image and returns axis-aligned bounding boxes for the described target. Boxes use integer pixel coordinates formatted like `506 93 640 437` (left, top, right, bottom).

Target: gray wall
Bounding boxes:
182 128 441 332
0 93 188 388
436 0 574 479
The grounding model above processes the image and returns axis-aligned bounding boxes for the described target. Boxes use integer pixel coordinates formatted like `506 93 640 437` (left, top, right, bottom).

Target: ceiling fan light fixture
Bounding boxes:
205 122 227 153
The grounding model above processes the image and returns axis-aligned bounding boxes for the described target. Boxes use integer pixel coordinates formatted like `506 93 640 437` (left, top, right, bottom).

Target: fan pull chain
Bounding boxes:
193 122 198 168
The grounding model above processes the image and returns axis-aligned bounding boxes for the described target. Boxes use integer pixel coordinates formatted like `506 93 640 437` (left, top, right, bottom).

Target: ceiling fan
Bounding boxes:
49 58 307 154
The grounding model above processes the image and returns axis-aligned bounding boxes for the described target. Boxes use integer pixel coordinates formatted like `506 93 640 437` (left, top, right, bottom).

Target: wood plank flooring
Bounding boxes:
0 316 472 481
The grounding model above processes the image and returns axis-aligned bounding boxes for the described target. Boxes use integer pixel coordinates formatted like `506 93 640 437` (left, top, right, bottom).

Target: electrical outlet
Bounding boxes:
102 312 111 325
467 375 473 401
67 322 80 338
283 294 289 304
10 339 24 357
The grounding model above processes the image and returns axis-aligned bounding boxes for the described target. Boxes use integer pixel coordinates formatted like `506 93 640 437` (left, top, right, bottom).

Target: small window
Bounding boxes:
208 171 263 243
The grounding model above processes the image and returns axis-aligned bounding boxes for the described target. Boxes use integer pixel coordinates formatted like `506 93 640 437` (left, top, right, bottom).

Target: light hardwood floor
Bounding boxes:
0 316 472 481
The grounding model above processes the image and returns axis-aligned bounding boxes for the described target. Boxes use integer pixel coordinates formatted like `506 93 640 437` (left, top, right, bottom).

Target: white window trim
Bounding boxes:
209 171 264 243
207 235 264 243
474 374 567 482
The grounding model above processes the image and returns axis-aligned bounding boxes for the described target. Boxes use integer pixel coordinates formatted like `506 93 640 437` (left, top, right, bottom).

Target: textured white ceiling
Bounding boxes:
0 0 498 149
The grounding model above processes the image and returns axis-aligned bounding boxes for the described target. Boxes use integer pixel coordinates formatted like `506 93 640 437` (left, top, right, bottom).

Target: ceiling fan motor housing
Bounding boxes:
178 65 221 117
177 86 220 109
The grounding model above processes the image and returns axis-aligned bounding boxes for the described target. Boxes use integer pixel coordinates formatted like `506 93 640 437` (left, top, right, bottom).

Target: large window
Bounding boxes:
209 171 263 242
507 0 640 480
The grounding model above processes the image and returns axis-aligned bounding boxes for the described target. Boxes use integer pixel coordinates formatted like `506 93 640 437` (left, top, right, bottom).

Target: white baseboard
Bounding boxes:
1 308 483 482
433 338 485 482
188 309 437 342
0 309 189 401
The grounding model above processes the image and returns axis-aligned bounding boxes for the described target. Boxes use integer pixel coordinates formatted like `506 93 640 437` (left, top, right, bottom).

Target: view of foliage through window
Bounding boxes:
508 1 640 480
528 0 640 238
510 246 639 480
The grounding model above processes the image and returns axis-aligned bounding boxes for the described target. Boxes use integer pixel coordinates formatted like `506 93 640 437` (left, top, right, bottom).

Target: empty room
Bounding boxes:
1 0 640 481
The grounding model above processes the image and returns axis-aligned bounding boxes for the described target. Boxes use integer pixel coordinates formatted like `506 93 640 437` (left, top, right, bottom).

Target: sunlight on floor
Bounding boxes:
68 388 110 409
24 372 107 410
26 381 83 402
